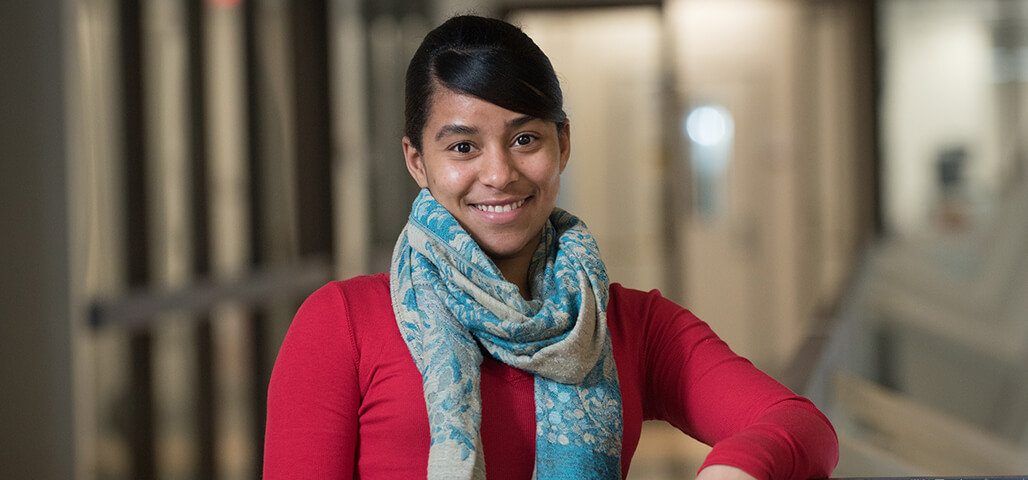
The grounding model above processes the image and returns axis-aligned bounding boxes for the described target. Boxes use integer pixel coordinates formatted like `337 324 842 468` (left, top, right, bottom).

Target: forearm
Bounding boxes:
699 403 838 480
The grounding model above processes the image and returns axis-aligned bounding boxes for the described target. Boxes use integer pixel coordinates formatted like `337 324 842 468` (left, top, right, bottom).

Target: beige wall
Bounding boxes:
666 0 873 372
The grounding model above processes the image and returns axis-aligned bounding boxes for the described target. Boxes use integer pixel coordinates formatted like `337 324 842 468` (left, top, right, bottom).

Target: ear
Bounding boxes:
558 121 571 173
402 136 429 188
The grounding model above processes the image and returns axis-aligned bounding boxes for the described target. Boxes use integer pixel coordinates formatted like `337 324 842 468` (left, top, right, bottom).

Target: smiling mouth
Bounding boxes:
472 198 527 213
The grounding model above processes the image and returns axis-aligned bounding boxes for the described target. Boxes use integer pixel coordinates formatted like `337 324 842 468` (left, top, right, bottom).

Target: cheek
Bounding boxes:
425 162 473 196
527 157 563 189
442 167 467 185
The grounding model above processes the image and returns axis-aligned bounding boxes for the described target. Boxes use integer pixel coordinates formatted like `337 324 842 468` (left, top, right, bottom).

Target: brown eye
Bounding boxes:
454 142 472 154
515 134 535 146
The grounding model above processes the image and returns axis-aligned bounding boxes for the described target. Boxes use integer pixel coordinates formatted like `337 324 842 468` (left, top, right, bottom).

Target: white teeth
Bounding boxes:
475 199 525 213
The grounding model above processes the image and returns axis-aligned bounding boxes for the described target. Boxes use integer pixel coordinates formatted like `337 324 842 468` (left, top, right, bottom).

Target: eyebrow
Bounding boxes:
506 115 536 129
434 124 478 141
433 115 539 142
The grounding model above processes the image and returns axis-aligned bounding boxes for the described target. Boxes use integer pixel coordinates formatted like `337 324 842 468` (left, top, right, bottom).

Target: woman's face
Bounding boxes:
403 86 570 271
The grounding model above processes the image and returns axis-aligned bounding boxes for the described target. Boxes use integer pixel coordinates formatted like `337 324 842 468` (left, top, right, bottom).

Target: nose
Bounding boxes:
479 148 519 189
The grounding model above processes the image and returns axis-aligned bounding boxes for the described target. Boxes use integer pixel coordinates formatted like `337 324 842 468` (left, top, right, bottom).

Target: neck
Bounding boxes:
495 258 531 300
491 235 541 301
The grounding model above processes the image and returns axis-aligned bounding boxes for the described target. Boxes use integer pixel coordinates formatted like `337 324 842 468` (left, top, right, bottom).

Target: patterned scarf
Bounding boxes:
390 189 623 479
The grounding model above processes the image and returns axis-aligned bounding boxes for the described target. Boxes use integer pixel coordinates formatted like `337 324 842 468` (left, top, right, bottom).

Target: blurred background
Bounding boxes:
1 0 1026 478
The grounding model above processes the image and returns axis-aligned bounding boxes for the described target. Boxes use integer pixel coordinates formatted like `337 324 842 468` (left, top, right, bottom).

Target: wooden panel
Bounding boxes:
832 373 1028 474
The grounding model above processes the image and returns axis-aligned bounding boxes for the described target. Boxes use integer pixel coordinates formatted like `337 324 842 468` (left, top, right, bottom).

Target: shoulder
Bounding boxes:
285 273 394 360
306 272 391 304
606 283 665 354
608 283 661 312
606 282 711 359
298 273 392 321
608 283 699 326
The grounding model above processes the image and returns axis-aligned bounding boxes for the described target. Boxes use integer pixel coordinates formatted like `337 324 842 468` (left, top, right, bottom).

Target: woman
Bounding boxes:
264 15 838 480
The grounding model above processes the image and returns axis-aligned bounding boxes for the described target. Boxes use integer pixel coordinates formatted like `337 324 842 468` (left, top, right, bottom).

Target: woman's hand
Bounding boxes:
696 465 759 480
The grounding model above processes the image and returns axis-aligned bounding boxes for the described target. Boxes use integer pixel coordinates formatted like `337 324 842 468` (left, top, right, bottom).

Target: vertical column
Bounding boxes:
993 0 1027 190
117 0 155 477
141 0 201 477
184 0 215 477
848 0 882 242
207 0 252 477
243 0 277 474
330 0 371 278
290 0 333 259
0 2 75 478
69 0 127 477
74 0 134 477
367 13 425 270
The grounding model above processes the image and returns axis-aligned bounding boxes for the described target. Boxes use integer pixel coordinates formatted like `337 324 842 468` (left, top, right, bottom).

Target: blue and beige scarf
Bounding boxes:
390 189 623 479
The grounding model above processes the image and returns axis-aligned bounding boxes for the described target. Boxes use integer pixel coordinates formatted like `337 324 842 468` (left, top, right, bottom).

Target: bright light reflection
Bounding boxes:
685 105 733 147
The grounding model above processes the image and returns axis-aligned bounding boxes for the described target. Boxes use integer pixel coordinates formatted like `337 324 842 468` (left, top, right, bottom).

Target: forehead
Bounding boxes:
425 86 538 131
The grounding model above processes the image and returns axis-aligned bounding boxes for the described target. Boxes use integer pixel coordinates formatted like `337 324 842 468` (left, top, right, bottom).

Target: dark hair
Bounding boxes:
404 15 567 152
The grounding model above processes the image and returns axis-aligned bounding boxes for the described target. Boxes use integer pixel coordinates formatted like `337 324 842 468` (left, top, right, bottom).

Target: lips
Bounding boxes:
471 198 527 213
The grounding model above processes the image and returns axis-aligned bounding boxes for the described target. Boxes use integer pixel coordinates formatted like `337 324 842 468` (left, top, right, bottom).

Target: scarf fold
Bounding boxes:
390 189 623 480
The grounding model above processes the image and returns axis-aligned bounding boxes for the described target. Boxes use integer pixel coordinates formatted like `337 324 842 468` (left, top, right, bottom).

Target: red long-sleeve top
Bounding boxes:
264 273 838 479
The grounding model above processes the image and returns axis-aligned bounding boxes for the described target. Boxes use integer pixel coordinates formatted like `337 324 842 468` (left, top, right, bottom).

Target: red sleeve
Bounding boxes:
263 283 359 479
637 290 838 480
